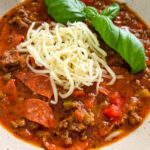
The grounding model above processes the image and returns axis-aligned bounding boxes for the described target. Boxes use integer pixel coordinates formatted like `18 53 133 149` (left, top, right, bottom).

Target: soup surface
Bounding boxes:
0 0 150 149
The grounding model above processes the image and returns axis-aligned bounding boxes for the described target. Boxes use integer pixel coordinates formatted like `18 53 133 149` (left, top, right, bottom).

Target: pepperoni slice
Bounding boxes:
23 98 54 128
16 71 53 99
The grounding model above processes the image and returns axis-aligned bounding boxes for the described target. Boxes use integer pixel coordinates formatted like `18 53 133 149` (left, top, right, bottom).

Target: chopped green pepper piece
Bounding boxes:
4 73 11 81
63 100 72 109
137 89 150 98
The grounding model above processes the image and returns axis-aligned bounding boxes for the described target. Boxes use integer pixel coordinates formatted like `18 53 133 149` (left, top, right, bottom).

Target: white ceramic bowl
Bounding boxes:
0 0 150 150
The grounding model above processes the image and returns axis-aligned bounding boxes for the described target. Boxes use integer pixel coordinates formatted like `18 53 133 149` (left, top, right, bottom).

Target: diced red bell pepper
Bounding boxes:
103 104 122 118
75 109 85 122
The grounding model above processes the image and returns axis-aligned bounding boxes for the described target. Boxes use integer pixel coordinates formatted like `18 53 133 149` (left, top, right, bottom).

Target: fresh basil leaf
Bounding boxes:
44 0 86 24
91 15 146 73
101 2 120 20
84 6 99 19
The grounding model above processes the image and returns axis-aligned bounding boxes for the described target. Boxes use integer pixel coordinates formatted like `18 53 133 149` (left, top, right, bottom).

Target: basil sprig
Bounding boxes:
90 13 146 74
45 0 86 23
44 0 146 73
101 2 120 20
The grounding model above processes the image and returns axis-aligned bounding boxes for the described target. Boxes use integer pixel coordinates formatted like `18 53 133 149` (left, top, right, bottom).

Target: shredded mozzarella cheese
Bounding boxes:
17 21 116 104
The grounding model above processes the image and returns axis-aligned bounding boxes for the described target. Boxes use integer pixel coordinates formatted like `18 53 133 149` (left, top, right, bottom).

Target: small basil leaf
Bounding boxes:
84 6 99 19
91 15 146 73
101 2 120 20
44 0 86 24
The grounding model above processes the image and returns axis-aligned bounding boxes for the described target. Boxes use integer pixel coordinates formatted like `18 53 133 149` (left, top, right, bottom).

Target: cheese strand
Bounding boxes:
17 21 116 104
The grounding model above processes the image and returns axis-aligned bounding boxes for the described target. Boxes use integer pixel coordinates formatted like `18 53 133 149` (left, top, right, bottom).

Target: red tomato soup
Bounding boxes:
0 0 150 149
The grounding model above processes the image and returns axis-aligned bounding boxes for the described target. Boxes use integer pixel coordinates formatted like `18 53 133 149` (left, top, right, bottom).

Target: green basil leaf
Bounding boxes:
84 6 99 19
101 2 120 20
91 15 146 73
44 0 86 24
